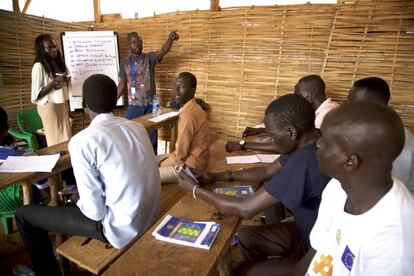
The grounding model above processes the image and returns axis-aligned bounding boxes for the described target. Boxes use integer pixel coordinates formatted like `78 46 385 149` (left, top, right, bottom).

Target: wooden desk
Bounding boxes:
102 194 240 276
0 108 179 205
132 107 179 152
0 142 71 206
102 139 264 276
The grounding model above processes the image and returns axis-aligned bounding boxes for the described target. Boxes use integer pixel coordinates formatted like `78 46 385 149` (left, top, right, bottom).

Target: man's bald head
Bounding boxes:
322 101 404 167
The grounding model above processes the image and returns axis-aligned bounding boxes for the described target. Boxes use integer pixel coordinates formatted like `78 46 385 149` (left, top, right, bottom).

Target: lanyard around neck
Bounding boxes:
129 55 142 78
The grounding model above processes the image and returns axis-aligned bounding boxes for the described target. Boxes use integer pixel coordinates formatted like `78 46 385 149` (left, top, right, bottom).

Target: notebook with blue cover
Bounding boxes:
152 215 220 250
213 185 254 198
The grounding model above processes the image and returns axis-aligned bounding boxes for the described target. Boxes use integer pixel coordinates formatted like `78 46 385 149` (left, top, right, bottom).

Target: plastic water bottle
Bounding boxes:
152 95 161 117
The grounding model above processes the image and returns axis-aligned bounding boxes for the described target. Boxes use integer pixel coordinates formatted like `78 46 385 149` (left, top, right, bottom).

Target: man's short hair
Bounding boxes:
352 77 390 104
296 75 326 96
127 32 141 43
82 74 117 113
178 72 197 89
265 94 315 132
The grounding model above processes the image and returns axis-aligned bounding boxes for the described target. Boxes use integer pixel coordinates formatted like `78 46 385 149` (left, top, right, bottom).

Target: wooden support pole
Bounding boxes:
94 0 102 23
12 0 20 13
22 0 32 14
210 0 220 12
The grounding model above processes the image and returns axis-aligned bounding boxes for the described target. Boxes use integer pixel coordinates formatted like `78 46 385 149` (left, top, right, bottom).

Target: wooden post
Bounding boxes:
48 174 62 207
93 0 102 23
169 121 178 152
21 181 33 205
210 0 220 12
12 0 20 13
22 0 32 14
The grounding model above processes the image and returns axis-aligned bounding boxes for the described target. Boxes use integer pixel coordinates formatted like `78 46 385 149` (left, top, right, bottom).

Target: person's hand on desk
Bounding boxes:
178 171 198 193
242 127 265 138
197 171 216 185
225 141 243 153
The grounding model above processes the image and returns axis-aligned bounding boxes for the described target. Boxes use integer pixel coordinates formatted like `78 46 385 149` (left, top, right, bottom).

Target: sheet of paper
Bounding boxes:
226 155 260 164
148 111 179 123
0 154 60 173
252 123 265 128
257 154 280 163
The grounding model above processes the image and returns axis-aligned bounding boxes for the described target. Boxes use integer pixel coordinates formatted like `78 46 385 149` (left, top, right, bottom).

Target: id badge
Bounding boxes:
131 87 136 98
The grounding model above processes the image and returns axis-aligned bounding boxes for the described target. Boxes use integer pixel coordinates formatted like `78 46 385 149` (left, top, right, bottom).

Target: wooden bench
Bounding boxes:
56 183 186 275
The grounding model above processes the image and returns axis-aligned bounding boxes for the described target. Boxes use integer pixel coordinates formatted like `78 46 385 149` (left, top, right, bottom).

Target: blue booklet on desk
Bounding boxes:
152 215 220 250
213 185 254 198
0 146 24 161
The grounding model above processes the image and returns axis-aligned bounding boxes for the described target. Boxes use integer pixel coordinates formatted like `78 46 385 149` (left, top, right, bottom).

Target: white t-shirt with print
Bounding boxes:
306 178 414 276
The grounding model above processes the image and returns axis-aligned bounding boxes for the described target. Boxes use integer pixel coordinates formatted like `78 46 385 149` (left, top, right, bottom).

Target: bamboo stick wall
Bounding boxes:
0 0 413 140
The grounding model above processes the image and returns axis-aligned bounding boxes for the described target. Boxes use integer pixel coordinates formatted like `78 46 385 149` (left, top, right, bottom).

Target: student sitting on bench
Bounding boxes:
178 94 331 275
293 101 414 275
227 75 338 154
159 72 210 184
347 76 414 195
15 74 161 276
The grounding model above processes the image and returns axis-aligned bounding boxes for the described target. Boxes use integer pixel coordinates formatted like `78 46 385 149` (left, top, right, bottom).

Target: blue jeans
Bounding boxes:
15 205 107 276
126 105 158 153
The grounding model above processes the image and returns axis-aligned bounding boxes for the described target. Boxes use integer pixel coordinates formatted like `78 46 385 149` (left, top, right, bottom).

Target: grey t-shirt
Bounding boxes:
119 52 159 106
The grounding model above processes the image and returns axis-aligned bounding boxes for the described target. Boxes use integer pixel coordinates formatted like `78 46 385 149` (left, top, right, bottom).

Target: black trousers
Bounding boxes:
15 205 107 276
235 222 306 276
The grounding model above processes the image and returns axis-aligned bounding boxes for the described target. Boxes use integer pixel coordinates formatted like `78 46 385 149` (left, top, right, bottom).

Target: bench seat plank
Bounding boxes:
56 183 186 275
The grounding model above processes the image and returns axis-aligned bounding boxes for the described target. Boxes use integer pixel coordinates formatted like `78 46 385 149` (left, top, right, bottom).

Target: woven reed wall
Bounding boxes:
0 11 90 133
0 0 413 139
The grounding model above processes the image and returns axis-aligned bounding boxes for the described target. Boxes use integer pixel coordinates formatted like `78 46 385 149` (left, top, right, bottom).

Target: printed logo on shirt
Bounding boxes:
336 229 341 247
312 254 333 276
341 245 355 271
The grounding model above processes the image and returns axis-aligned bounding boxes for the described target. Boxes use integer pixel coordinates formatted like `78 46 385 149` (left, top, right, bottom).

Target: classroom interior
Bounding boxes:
0 0 413 275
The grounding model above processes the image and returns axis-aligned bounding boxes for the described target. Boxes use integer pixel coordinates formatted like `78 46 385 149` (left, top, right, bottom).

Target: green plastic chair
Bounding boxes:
0 184 22 234
17 109 43 150
8 128 39 150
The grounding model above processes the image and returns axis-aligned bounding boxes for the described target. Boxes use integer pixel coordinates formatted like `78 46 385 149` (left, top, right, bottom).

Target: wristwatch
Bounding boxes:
239 139 246 150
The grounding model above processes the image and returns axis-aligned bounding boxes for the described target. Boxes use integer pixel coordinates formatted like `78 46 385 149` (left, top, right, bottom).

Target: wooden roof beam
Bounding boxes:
94 0 102 23
22 0 32 14
12 0 20 13
211 0 220 12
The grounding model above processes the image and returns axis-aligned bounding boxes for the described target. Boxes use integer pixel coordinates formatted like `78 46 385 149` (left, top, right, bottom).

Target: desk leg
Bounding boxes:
217 246 233 276
48 174 62 207
21 181 33 205
170 122 178 152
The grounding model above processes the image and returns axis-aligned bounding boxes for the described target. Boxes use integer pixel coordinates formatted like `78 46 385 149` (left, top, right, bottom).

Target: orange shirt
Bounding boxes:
161 98 210 171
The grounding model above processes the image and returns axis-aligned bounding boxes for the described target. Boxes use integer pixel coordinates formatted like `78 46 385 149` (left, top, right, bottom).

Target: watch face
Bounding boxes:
239 140 246 146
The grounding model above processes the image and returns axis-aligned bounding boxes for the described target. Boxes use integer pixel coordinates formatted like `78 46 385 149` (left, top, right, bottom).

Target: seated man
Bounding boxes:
160 72 210 183
227 75 338 153
348 76 414 194
15 74 161 276
178 94 331 275
293 101 414 275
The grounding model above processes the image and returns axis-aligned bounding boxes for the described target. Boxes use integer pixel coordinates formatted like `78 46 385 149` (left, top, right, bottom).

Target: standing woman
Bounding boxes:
31 34 72 146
